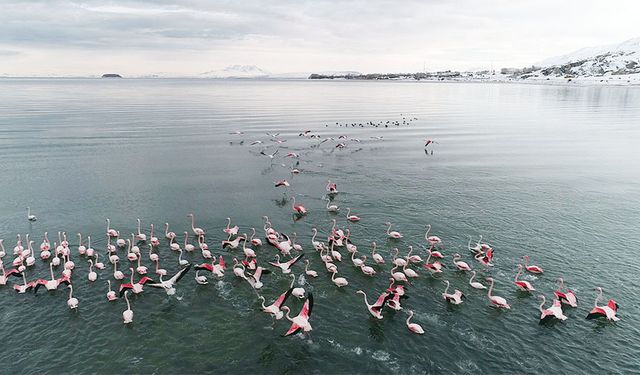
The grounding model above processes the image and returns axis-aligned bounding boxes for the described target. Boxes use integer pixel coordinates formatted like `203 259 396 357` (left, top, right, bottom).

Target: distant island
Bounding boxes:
101 73 122 78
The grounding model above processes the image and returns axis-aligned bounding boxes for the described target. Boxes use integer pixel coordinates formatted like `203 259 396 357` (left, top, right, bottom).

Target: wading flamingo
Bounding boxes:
486 277 510 309
586 287 619 321
406 310 425 334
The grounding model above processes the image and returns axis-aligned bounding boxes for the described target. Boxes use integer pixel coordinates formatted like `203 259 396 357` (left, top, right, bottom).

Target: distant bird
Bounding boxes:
260 148 279 160
275 180 290 188
424 139 438 147
27 207 37 221
146 264 191 295
249 140 263 146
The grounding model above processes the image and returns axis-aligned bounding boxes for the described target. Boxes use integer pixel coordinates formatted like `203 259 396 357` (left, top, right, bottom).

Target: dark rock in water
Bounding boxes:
101 74 122 78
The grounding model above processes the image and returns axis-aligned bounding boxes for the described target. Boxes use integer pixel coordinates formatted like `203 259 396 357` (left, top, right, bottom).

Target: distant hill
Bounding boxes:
199 65 270 78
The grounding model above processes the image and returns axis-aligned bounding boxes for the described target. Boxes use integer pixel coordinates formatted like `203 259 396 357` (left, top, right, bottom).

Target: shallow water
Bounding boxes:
0 78 639 374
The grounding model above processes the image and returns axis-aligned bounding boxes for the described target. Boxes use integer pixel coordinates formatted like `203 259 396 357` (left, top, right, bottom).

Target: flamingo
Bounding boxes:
304 259 318 278
154 259 167 276
406 310 425 334
145 265 191 296
453 253 472 271
67 284 79 309
222 235 243 250
554 278 578 307
259 288 293 320
326 180 338 194
282 294 313 337
402 263 418 278
119 268 154 296
86 235 95 257
106 218 118 237
442 280 465 304
325 197 339 212
346 208 360 222
514 264 535 292
88 260 97 282
523 255 543 274
356 290 389 319
425 224 443 247
150 224 160 246
386 291 404 311
13 271 35 293
241 234 256 258
195 257 225 278
538 295 567 322
291 233 303 252
391 264 408 282
269 253 304 274
106 236 116 253
330 241 342 262
169 236 180 252
106 280 117 301
232 258 246 278
148 243 158 262
223 218 239 237
0 239 6 258
188 213 205 237
291 196 307 215
371 242 385 264
39 232 50 251
178 249 189 267
94 251 105 270
135 219 147 241
486 277 510 309
392 248 407 267
27 207 37 221
126 239 137 262
113 261 125 280
331 219 345 240
351 251 365 267
25 241 36 267
164 223 176 240
387 277 406 297
198 235 211 258
122 290 133 323
0 264 22 285
331 269 348 287
469 271 487 289
385 222 403 239
182 232 195 252
245 266 271 289
406 246 423 263
195 270 208 285
250 228 262 247
274 179 290 188
137 254 148 274
344 230 356 253
116 232 126 248
360 259 376 276
586 287 619 321
289 274 305 298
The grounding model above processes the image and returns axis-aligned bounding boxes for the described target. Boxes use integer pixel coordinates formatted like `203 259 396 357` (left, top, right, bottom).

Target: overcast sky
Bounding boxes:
1 0 639 76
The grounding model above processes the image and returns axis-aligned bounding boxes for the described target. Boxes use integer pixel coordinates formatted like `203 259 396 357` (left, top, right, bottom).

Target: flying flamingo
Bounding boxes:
259 288 293 320
346 208 360 222
67 284 79 309
291 196 307 215
269 253 304 274
119 268 154 296
282 294 313 337
486 277 510 309
554 278 578 307
538 295 567 322
406 310 425 334
146 265 191 296
586 287 619 321
122 291 133 324
356 290 389 319
371 242 385 264
187 213 205 237
514 264 535 292
453 253 472 271
222 235 243 250
523 255 543 274
468 271 487 289
385 222 403 239
135 219 147 241
442 280 464 304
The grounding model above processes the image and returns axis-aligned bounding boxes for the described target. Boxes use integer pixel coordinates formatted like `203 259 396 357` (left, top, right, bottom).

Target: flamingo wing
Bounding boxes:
195 263 214 272
169 264 192 284
607 299 619 312
274 288 293 308
300 293 313 319
119 283 134 297
219 256 226 269
283 323 302 337
586 307 607 319
287 253 304 267
372 292 391 310
138 277 156 285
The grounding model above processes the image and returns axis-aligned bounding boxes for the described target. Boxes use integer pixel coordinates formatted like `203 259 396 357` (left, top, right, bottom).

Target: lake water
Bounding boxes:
0 78 639 374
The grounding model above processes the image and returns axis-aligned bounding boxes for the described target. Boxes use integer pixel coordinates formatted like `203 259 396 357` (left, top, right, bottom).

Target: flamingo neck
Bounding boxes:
469 272 476 283
487 280 494 297
125 293 131 310
386 223 392 234
539 296 546 313
515 267 522 282
406 311 413 325
444 281 450 295
595 289 603 307
259 296 267 310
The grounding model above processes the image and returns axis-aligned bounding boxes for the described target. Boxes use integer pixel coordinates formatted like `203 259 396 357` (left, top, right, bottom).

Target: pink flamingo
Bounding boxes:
223 218 239 238
385 222 403 239
346 208 360 222
586 287 619 321
523 255 543 274
486 277 510 309
259 288 293 320
442 280 464 304
514 264 535 292
406 310 425 334
453 253 472 271
425 225 442 248
371 242 385 264
150 224 160 246
326 180 338 194
106 280 117 301
274 179 290 188
188 213 205 237
106 219 118 237
122 291 133 323
119 268 154 296
554 278 578 307
356 290 389 319
282 294 313 337
135 219 147 241
250 228 262 246
291 196 307 215
269 253 304 274
538 295 567 322
40 232 50 251
164 223 176 240
423 249 445 274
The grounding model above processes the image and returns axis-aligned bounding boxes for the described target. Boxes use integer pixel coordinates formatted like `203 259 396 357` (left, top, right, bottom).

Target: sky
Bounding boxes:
1 0 639 76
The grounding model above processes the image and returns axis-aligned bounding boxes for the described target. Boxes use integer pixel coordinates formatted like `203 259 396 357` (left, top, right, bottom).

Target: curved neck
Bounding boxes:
425 225 431 239
487 279 494 297
444 281 450 295
125 293 131 309
259 296 267 309
539 296 546 313
515 267 522 282
284 308 293 322
191 215 196 229
386 223 392 234
406 311 413 325
595 289 603 307
469 271 476 283
360 292 370 307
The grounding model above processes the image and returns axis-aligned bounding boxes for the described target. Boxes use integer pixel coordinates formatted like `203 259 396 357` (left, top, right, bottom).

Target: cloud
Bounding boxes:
0 0 639 75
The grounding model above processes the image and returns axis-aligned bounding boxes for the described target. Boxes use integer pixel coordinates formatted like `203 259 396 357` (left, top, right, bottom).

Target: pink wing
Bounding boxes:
283 323 301 337
300 293 313 319
219 256 226 269
607 299 618 312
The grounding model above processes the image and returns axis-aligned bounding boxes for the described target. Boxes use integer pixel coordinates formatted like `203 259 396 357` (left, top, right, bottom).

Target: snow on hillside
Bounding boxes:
538 37 640 66
200 65 270 78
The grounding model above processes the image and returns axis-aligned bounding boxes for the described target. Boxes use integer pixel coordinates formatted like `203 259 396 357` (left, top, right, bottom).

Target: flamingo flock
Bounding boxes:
7 154 621 336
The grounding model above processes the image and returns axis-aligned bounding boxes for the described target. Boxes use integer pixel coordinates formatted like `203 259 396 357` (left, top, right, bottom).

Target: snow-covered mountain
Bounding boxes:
532 37 640 76
199 65 270 78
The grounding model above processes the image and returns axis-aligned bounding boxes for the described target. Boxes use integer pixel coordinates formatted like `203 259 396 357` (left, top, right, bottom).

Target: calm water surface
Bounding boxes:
0 79 639 374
